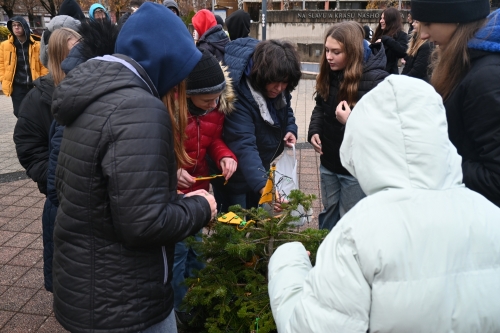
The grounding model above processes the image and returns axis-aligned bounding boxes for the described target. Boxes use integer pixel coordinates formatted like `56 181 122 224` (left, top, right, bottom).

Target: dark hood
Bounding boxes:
33 74 55 106
225 9 250 40
115 2 201 97
58 0 85 20
53 56 154 126
8 16 30 41
61 19 119 74
364 42 387 74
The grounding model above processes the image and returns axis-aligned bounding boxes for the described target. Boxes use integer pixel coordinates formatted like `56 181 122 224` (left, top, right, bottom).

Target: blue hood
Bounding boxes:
468 9 500 53
89 3 110 21
115 2 202 97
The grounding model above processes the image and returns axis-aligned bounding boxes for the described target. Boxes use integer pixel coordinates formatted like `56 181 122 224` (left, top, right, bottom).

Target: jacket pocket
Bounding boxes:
162 246 168 284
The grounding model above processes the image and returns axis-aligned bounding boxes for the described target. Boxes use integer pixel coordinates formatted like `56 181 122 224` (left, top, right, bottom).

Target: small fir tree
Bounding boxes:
183 166 328 332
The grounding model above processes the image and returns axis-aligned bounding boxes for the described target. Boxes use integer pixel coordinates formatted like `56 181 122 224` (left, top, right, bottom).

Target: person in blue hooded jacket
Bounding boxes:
50 3 216 332
412 0 500 207
211 38 301 212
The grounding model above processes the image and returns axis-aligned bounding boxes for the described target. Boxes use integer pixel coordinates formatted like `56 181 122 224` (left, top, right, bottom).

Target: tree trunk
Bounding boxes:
28 12 35 27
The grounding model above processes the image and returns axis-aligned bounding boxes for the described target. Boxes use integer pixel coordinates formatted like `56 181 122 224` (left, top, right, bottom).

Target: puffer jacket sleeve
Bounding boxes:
47 121 63 206
207 113 237 169
460 64 500 205
100 100 212 247
308 94 324 142
13 89 49 194
0 42 5 82
381 31 408 58
269 233 371 332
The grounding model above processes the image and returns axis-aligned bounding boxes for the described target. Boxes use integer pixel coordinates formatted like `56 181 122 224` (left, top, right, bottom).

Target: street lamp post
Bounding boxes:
262 0 267 40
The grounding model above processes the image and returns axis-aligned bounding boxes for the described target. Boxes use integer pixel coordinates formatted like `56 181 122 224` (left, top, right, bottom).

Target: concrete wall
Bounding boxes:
254 9 410 43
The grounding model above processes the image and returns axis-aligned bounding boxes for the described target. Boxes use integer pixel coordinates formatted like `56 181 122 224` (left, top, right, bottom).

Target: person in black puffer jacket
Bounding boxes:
372 7 408 74
412 0 500 207
308 22 388 230
402 20 432 81
14 74 54 196
51 4 216 332
13 27 81 293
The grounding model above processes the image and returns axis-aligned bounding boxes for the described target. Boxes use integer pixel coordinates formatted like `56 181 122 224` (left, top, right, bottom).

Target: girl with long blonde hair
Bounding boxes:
13 27 81 292
412 0 500 207
308 21 388 230
401 20 432 81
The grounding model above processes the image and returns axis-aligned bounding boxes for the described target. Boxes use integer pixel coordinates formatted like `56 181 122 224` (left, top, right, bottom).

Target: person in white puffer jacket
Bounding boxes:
268 75 500 333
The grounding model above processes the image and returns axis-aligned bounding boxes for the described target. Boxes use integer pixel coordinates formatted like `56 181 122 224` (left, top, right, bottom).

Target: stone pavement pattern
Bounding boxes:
0 79 321 332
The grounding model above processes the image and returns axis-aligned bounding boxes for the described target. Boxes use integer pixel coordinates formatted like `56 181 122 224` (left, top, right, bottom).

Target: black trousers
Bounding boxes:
11 83 33 118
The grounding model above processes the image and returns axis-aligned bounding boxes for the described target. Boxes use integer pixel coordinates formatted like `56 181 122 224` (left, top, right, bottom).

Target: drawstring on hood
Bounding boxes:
340 75 463 196
115 2 201 97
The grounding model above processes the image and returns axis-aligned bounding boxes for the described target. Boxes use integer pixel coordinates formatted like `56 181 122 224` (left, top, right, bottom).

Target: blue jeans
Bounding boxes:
318 164 366 231
139 310 177 333
172 233 204 311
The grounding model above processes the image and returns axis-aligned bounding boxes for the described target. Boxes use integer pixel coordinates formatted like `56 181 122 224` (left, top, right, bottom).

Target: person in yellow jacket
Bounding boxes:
0 16 48 117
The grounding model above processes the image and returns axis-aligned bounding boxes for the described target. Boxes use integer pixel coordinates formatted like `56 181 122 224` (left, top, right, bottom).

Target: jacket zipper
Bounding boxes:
162 246 168 284
269 125 283 164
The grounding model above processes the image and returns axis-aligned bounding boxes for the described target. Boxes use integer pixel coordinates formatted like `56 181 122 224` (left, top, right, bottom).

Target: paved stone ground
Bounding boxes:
0 79 321 332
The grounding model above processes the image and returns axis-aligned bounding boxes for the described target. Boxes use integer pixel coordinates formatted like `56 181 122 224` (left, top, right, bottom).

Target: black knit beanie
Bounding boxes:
411 0 490 23
186 48 226 95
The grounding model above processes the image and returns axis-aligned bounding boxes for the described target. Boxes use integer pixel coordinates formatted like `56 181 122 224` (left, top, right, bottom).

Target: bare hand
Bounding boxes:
283 132 297 148
177 168 195 189
185 189 217 220
310 134 322 155
376 39 381 43
273 191 289 212
335 101 351 125
401 58 406 65
220 157 237 180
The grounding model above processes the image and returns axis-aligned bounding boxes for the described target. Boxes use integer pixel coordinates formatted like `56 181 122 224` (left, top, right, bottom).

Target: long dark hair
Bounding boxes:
249 39 302 96
316 22 365 106
372 7 403 43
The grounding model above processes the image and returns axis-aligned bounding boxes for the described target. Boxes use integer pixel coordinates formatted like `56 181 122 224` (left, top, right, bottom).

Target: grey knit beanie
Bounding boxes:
40 15 81 67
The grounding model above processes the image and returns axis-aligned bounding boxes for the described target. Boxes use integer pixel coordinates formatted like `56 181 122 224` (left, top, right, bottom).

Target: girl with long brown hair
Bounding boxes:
372 7 408 74
308 21 388 230
412 0 500 207
401 20 432 81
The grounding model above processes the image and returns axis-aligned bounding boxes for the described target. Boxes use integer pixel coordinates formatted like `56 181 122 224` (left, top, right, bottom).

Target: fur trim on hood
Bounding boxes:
217 64 236 115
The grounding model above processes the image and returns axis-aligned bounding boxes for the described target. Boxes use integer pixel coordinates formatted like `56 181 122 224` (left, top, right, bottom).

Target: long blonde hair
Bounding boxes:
316 21 365 106
430 19 487 100
161 80 193 168
48 28 82 86
407 22 426 57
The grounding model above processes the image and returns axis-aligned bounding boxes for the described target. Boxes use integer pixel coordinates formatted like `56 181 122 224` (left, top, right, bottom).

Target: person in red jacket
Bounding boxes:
173 48 237 326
